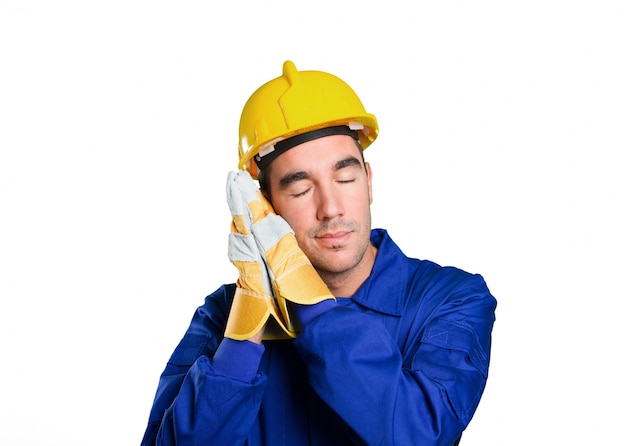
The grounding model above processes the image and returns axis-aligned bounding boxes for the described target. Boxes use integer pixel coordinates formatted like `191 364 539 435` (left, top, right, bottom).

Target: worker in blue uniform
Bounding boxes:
141 60 497 446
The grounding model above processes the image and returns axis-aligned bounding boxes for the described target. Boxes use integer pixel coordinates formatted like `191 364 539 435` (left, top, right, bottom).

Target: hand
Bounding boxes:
227 170 335 326
224 171 296 341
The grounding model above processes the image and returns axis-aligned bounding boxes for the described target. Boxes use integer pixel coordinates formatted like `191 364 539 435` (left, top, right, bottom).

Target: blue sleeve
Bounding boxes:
293 273 496 446
141 285 267 446
152 355 266 446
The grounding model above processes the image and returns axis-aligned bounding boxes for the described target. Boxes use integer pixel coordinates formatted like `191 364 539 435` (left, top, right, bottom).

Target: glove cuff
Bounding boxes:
224 288 272 341
225 288 299 341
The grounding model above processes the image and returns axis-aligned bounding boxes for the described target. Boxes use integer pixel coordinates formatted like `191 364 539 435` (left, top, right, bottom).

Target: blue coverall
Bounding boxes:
141 229 497 445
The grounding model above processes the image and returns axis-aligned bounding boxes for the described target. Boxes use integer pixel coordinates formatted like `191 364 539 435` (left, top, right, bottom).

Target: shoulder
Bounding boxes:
196 283 236 319
404 258 496 313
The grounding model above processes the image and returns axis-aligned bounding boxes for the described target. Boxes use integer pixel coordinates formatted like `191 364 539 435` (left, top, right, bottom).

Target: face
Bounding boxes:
265 134 376 294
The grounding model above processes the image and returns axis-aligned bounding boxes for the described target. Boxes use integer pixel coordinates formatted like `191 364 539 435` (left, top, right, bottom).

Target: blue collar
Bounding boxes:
348 229 409 317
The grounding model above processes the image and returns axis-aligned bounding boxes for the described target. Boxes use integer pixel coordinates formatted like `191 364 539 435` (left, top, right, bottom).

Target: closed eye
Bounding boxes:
291 187 311 198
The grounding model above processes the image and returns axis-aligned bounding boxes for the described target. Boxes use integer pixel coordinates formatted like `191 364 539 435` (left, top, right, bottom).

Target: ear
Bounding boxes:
365 161 373 205
260 188 274 208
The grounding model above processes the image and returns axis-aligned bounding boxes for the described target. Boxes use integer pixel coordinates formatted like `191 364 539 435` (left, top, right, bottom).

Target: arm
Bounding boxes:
294 273 496 446
141 285 267 446
143 170 298 445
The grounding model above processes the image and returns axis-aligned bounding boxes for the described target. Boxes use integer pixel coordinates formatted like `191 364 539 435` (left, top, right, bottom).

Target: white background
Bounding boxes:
1 1 624 444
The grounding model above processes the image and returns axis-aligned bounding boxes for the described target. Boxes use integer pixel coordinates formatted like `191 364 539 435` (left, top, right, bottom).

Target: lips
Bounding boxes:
316 231 352 246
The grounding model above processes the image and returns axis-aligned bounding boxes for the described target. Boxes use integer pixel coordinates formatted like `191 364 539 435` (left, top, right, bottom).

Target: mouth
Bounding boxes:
315 231 352 247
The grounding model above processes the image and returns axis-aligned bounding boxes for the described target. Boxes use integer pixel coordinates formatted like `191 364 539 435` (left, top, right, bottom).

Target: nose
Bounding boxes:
316 182 344 221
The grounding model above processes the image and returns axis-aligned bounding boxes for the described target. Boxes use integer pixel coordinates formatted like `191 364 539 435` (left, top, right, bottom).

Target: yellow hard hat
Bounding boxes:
238 60 379 179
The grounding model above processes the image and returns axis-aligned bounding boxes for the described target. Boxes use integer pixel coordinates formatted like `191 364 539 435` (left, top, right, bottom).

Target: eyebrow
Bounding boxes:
279 170 310 188
278 156 363 189
335 156 363 170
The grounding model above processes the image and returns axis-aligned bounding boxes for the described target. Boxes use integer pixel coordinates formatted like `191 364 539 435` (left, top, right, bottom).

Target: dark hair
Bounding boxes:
258 165 272 200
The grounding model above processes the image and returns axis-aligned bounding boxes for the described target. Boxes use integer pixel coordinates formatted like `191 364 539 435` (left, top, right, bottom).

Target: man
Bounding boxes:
141 61 496 445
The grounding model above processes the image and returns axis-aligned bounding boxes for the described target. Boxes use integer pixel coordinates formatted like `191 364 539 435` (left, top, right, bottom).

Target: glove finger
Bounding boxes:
226 171 254 235
233 170 260 207
228 232 258 263
252 213 293 255
229 233 273 296
226 170 245 216
232 169 276 224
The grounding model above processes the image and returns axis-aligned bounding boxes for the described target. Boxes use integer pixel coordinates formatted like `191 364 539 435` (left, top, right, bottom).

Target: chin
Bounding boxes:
311 250 358 275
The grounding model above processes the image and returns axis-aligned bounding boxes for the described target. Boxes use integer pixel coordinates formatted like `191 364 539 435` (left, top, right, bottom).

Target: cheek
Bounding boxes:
284 212 309 236
347 186 371 212
273 201 307 232
281 211 312 250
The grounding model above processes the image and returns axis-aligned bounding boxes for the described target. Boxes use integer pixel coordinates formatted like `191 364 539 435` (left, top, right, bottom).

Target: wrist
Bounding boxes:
212 337 265 382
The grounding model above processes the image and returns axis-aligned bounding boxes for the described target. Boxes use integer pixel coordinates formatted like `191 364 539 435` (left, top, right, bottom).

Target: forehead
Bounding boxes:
268 134 362 176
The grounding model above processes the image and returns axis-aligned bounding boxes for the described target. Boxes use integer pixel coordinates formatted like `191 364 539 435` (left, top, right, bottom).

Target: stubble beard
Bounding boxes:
303 214 373 287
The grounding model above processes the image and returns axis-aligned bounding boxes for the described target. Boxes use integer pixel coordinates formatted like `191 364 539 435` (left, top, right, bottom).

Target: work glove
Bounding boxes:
224 171 295 341
225 170 335 340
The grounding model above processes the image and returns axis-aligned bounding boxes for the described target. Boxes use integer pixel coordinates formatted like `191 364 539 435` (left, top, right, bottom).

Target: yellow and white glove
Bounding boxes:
224 171 295 341
225 170 335 340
